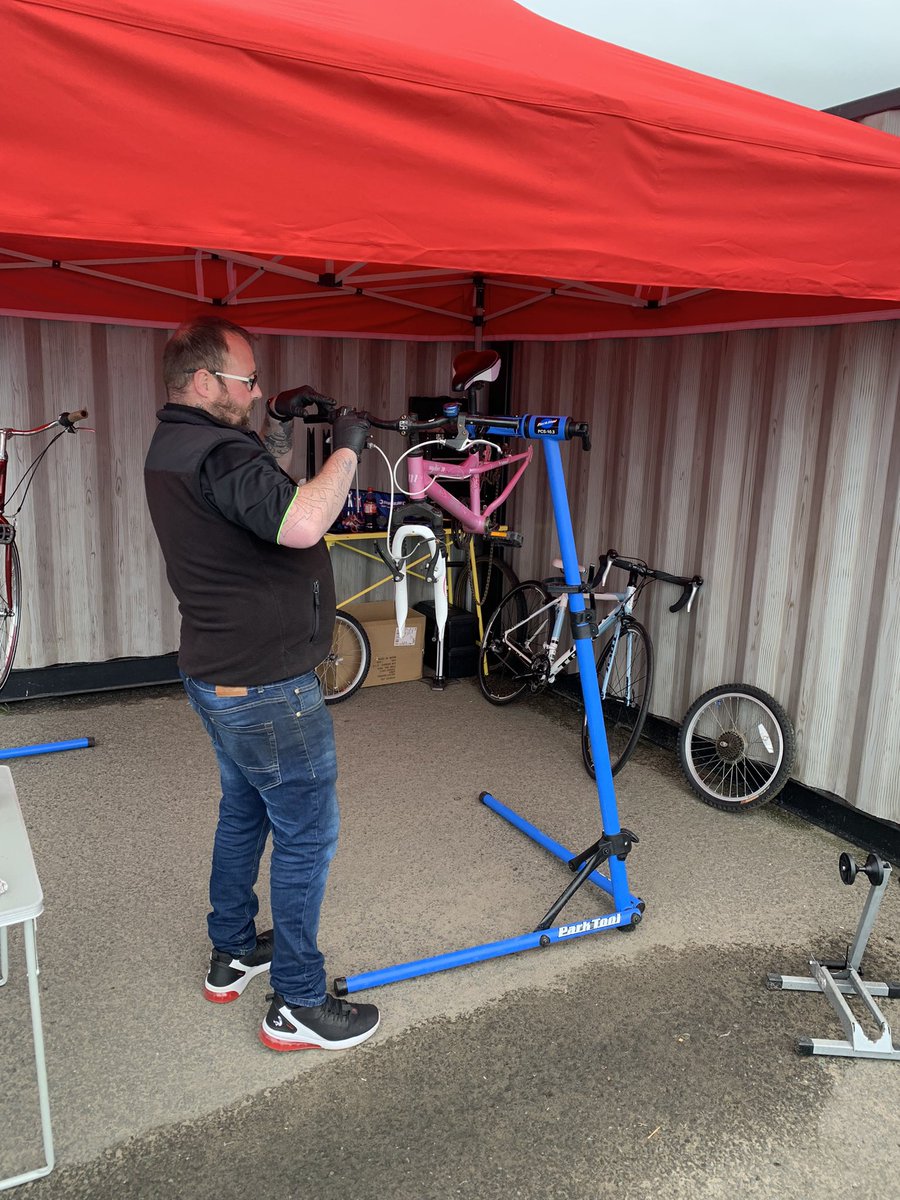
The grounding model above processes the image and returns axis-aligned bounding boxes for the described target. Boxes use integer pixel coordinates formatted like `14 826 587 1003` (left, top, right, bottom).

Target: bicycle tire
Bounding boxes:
0 540 21 692
582 618 653 778
454 555 520 627
677 683 795 811
477 580 552 705
316 611 370 703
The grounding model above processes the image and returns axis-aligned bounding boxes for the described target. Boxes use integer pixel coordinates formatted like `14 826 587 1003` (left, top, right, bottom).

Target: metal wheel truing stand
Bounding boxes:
767 853 900 1060
335 412 644 995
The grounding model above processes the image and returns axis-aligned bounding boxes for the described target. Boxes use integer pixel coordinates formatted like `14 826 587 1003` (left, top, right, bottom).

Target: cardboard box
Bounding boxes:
344 600 426 687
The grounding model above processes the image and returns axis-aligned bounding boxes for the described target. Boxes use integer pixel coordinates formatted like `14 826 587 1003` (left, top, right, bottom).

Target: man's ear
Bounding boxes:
192 368 215 400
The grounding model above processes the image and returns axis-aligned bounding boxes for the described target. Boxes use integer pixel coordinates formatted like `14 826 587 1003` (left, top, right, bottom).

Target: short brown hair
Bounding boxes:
163 316 252 398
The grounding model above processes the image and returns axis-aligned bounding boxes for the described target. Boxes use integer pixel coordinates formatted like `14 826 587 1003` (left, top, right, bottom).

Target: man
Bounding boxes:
144 315 379 1051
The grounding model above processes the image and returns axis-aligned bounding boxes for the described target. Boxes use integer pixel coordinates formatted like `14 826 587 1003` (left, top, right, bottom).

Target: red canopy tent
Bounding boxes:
2 0 900 340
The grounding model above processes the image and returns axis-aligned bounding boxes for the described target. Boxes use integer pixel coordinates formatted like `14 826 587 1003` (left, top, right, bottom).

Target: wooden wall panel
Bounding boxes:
507 322 900 818
0 317 465 668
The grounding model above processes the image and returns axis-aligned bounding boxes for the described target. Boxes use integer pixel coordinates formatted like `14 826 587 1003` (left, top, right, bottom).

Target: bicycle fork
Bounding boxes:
390 523 448 689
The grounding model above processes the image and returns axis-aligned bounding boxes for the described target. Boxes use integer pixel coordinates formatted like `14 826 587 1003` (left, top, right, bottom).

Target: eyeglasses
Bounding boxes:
211 370 260 392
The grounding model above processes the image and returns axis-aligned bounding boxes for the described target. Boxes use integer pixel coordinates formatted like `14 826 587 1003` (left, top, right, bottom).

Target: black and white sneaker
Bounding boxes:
260 991 380 1051
204 929 274 1003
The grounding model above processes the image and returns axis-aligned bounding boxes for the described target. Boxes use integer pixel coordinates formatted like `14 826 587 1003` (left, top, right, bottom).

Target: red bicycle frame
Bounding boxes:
0 412 88 689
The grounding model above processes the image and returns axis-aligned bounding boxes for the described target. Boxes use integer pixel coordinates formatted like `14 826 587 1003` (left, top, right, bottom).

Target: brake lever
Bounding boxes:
669 576 703 614
599 549 617 589
301 396 339 423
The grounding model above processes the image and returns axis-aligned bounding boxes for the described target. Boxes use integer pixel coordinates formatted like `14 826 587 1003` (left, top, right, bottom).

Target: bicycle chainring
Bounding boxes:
530 653 551 690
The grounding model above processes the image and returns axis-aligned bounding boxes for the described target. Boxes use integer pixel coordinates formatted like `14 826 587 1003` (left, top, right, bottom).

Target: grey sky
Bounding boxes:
517 0 899 110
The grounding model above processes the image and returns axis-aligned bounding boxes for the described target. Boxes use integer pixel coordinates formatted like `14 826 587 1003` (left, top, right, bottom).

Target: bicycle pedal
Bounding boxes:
491 530 523 547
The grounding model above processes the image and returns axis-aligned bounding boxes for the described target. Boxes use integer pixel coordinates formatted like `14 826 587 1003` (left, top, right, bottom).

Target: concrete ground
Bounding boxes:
1 677 899 1199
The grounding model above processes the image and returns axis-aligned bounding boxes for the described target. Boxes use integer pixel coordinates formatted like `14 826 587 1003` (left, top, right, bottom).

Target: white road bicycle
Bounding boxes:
478 550 702 777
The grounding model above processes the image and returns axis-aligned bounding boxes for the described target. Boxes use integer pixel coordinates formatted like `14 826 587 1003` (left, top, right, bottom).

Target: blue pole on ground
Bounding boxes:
480 791 614 897
0 738 94 760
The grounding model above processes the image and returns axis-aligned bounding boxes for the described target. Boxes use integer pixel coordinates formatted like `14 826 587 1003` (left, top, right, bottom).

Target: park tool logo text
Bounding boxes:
534 417 560 435
558 914 621 937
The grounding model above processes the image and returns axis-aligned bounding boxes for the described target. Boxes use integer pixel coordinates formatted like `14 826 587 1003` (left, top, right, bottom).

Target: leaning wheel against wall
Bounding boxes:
678 683 795 812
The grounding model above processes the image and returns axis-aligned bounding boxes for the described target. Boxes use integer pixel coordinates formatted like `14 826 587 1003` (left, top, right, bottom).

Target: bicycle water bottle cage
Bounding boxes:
0 523 15 545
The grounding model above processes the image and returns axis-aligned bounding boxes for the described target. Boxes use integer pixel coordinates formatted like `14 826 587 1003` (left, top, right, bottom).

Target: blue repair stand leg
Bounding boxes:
0 738 94 761
335 435 643 996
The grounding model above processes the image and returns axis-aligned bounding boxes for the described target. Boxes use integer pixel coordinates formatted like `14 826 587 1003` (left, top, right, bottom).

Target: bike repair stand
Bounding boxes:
767 853 900 1060
335 413 644 996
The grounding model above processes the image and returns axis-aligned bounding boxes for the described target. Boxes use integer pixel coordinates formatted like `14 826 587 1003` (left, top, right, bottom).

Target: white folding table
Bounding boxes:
0 765 54 1190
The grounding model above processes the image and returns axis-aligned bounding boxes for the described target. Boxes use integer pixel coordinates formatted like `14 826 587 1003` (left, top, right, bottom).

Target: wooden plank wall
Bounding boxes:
506 322 900 819
3 314 900 820
0 317 465 668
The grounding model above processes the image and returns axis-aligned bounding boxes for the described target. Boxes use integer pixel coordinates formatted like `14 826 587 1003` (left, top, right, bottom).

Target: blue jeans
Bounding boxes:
181 670 339 1007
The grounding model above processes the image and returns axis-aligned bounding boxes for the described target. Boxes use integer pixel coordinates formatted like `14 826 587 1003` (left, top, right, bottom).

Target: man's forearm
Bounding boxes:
262 410 294 472
277 449 357 548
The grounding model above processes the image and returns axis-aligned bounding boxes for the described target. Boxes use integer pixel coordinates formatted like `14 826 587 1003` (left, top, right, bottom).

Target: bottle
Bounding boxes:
363 488 378 532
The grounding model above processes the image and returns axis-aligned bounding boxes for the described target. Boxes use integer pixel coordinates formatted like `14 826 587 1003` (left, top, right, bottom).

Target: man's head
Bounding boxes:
163 316 263 428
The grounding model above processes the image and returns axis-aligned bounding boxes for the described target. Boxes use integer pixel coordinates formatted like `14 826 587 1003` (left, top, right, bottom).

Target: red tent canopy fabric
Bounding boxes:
2 0 900 340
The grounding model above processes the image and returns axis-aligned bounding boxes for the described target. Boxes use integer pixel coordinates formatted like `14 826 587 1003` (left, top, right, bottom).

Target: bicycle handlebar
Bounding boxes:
1 410 90 441
297 397 591 449
599 549 703 614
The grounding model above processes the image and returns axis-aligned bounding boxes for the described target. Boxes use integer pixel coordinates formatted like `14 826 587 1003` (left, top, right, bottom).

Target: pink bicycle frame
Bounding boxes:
405 446 533 534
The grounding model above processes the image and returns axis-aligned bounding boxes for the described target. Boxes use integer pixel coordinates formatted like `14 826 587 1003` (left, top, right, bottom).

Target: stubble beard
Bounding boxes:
208 389 252 429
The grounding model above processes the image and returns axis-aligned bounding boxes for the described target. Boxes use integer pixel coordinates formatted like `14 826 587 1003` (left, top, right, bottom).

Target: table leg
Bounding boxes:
0 919 54 1189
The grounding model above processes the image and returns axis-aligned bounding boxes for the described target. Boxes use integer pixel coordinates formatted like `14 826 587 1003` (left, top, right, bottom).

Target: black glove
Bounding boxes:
331 411 370 460
266 384 334 422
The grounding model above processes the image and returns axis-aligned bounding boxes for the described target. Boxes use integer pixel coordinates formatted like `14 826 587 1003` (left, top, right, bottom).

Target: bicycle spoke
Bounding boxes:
478 582 552 705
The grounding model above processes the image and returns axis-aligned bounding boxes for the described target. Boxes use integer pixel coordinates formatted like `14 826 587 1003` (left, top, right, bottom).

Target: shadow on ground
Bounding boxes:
34 942 854 1200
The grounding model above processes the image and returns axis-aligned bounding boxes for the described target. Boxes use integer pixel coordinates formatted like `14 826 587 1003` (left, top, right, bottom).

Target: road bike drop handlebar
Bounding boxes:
598 549 703 614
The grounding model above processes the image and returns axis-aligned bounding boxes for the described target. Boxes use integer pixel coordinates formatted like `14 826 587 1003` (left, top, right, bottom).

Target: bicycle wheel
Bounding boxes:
316 611 370 703
0 540 21 691
477 581 553 705
677 683 795 811
454 554 520 627
582 618 653 778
